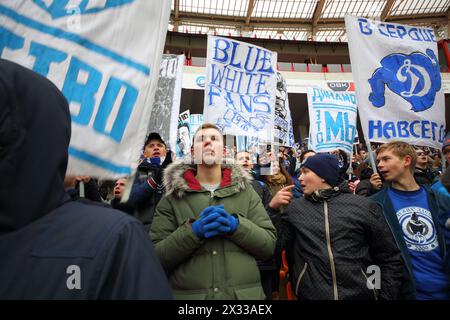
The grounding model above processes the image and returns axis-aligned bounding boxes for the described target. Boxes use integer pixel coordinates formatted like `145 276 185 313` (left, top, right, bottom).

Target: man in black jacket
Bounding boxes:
414 148 439 185
126 132 172 229
0 59 172 299
271 153 404 300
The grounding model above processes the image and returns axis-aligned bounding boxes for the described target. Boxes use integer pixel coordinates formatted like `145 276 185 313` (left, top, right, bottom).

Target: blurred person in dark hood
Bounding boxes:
0 59 172 299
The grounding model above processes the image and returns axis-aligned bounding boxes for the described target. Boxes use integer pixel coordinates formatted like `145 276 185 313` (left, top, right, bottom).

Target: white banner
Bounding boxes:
189 114 204 140
275 72 295 147
148 54 185 152
176 110 190 159
345 15 446 148
0 1 171 177
203 36 277 141
307 87 358 154
288 115 295 148
175 112 204 160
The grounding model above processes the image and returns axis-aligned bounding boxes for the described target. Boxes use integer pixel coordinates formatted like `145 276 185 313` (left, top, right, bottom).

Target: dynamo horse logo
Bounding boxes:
33 0 135 19
368 49 441 112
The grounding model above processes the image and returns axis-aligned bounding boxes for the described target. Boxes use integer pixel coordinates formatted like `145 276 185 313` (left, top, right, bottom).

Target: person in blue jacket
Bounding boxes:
0 59 172 299
371 141 450 300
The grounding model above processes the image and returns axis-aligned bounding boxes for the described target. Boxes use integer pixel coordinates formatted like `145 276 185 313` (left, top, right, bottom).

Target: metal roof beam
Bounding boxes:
311 0 326 38
380 0 395 21
170 12 448 30
312 0 326 26
173 0 180 31
246 0 256 26
174 0 179 20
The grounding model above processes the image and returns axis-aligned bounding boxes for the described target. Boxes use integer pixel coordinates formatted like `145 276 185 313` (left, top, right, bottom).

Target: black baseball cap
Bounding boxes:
145 132 166 147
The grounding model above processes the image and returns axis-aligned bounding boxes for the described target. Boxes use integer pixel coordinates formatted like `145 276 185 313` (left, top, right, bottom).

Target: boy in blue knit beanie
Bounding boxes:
270 152 404 300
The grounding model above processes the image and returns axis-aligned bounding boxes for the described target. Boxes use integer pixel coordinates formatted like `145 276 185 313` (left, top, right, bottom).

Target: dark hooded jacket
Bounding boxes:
0 59 172 299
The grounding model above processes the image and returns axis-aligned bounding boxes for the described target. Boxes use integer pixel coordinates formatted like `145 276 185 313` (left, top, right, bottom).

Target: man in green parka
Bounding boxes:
150 123 277 300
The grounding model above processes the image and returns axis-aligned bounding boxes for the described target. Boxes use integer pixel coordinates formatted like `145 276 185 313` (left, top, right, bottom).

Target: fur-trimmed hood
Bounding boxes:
163 160 253 198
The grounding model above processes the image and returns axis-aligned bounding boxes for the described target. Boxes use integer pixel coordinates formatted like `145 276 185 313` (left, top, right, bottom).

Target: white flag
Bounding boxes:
0 1 171 177
149 54 185 152
203 36 277 141
307 87 358 154
345 15 446 149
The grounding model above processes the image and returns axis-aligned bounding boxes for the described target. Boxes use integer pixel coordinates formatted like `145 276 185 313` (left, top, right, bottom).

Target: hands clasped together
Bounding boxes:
192 205 239 239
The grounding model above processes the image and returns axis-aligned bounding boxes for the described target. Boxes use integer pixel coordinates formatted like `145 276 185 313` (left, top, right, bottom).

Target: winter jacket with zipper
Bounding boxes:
271 185 404 300
371 185 450 299
150 161 277 300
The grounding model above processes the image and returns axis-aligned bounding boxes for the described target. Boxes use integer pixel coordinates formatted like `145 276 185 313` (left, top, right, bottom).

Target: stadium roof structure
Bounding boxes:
169 0 450 42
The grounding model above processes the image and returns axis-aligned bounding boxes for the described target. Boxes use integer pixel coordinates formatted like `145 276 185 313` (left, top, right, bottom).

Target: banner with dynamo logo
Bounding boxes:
345 15 445 149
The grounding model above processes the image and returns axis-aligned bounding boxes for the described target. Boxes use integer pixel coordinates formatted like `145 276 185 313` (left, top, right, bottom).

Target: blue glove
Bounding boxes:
215 208 239 234
199 205 219 218
202 216 233 238
200 205 239 235
192 211 229 239
200 204 224 218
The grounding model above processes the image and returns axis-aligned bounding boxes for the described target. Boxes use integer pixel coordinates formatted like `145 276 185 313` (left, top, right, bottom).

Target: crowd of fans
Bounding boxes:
62 122 450 300
2 59 450 300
